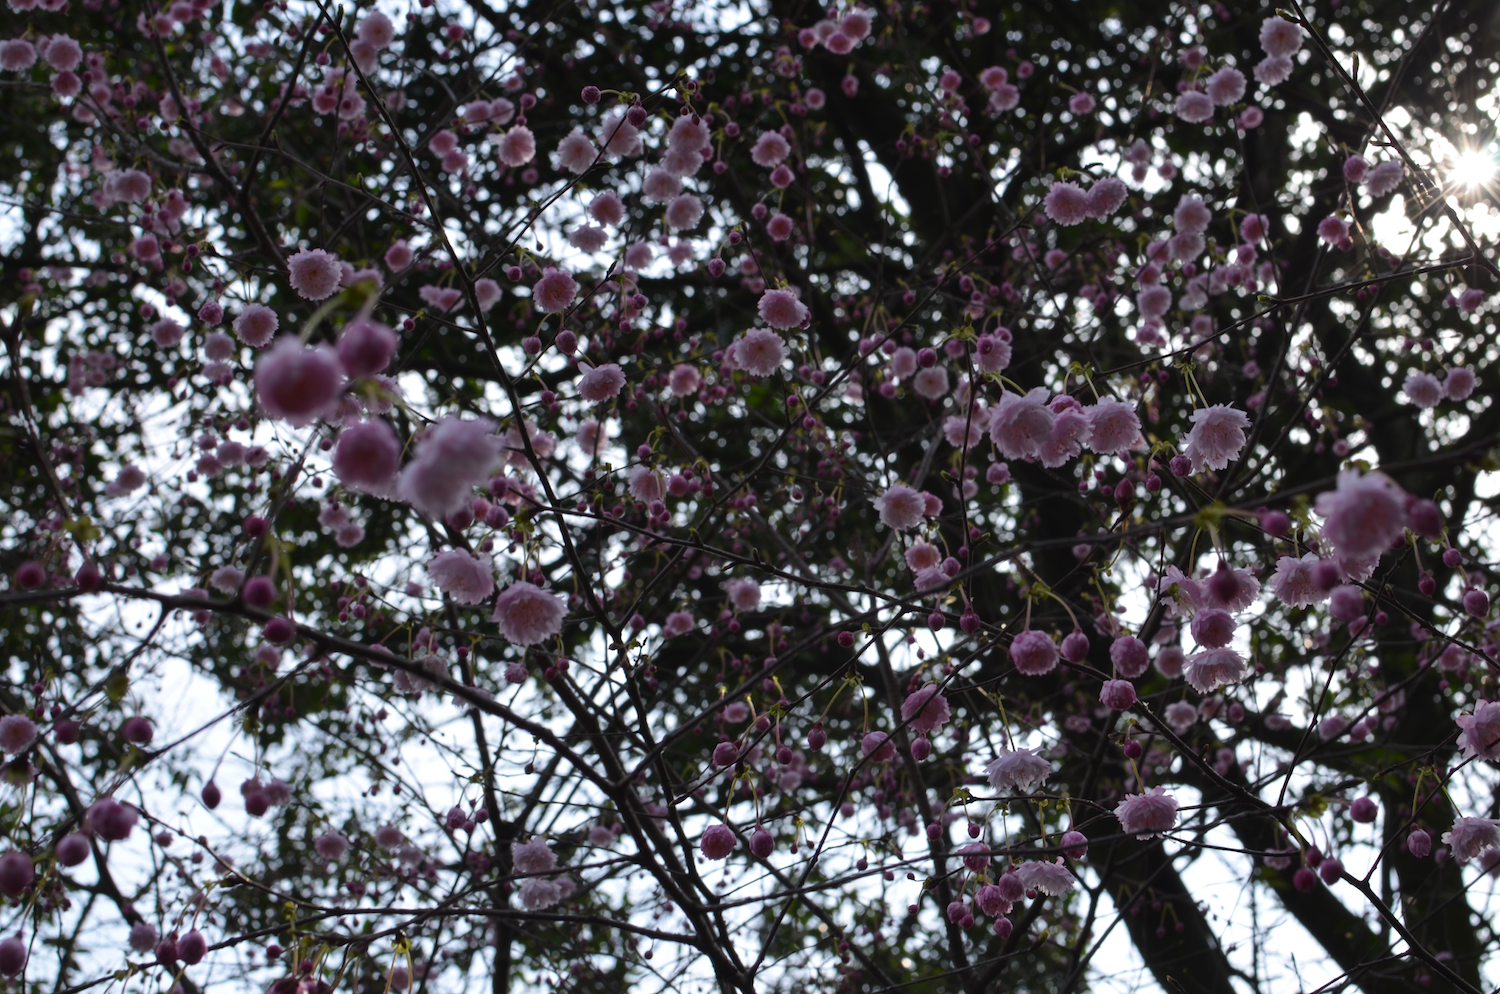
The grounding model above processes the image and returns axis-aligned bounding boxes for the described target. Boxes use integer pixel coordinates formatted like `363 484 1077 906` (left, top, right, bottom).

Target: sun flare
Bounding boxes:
1451 148 1498 189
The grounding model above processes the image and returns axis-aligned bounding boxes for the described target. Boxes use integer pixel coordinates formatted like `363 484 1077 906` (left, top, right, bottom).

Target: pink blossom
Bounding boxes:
1085 176 1127 218
511 838 557 874
642 168 681 203
1016 859 1074 895
628 465 663 502
1010 630 1059 676
1085 398 1141 454
758 288 808 329
1314 470 1407 560
1068 92 1095 114
1173 195 1211 234
1157 566 1204 617
254 340 344 427
333 420 401 493
1099 679 1136 710
496 125 536 167
0 39 36 71
532 268 579 313
1445 366 1476 400
944 409 989 447
890 347 918 379
735 328 787 377
912 367 949 400
1043 181 1089 225
337 318 397 377
554 129 597 174
984 747 1051 791
150 318 184 347
1164 701 1198 733
589 191 626 227
106 169 152 204
1137 285 1172 318
520 878 564 908
874 483 925 531
1269 554 1325 607
287 249 343 301
427 551 495 605
1174 91 1213 123
1190 609 1235 648
979 66 1008 89
1183 647 1247 693
314 832 349 860
398 417 503 518
668 364 701 397
1402 370 1442 408
751 131 791 167
42 34 81 71
356 11 396 48
0 714 36 754
1206 66 1246 105
726 578 761 612
904 541 941 571
1343 155 1369 183
1114 787 1179 838
1458 287 1486 313
975 333 1012 373
1203 565 1260 612
665 193 704 230
1259 16 1303 57
1443 816 1500 864
840 7 873 40
989 387 1055 462
690 823 735 863
492 581 566 645
989 83 1020 111
1035 397 1089 467
1110 635 1150 678
578 363 626 402
475 278 501 311
597 111 643 157
570 225 608 252
232 304 278 347
1316 215 1349 247
766 213 795 241
666 115 711 153
1182 404 1250 472
1457 701 1500 761
1254 55 1293 86
662 611 695 638
900 685 951 734
1364 159 1403 197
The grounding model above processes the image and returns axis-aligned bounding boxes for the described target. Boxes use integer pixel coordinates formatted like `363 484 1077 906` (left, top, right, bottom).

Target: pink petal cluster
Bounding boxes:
1182 404 1250 472
1010 630 1059 676
398 417 503 518
254 340 344 427
900 685 951 734
874 483 926 531
1443 816 1500 864
492 581 566 645
578 363 627 402
1183 647 1247 693
333 420 402 493
735 328 787 377
1457 701 1500 761
984 747 1051 791
1114 787 1179 838
287 249 343 301
427 551 495 605
758 288 809 330
1314 470 1407 560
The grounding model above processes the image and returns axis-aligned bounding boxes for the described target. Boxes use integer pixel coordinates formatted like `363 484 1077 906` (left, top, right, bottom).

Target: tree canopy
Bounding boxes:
2 0 1500 992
